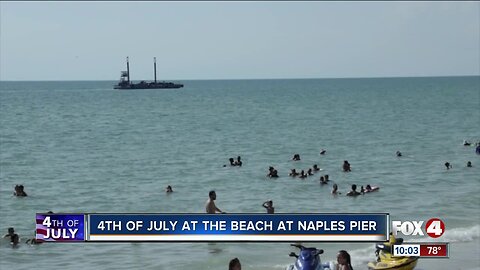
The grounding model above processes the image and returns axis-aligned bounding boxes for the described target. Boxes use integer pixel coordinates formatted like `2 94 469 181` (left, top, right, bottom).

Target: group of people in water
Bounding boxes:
339 184 378 197
442 140 478 169
6 184 30 246
4 223 45 247
4 208 55 247
462 140 480 147
224 156 243 167
6 140 476 270
267 167 279 178
221 149 402 268
287 168 311 178
8 183 29 246
444 160 474 169
332 182 376 196
287 165 321 179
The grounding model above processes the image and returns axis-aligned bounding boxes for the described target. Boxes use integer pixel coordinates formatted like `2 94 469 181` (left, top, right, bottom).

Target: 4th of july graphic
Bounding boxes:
36 213 85 242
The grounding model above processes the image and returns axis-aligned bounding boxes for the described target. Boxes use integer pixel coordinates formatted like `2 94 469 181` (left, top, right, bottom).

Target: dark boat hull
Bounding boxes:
114 82 184 90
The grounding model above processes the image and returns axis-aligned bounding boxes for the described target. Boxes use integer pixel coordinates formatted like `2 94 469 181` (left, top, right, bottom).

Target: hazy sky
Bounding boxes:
1 1 479 80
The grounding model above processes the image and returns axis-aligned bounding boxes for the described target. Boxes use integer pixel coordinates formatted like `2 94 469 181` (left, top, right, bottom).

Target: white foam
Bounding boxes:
348 245 377 268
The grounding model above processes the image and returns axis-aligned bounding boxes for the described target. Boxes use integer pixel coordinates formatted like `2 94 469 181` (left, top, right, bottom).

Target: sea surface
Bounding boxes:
0 77 479 270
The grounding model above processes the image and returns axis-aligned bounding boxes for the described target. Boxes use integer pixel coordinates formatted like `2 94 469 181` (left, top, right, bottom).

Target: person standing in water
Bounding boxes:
262 200 275 214
346 184 361 196
205 190 225 214
343 161 351 172
234 156 242 166
445 162 452 170
14 185 27 196
3 227 19 246
267 167 279 178
332 184 341 195
320 176 328 184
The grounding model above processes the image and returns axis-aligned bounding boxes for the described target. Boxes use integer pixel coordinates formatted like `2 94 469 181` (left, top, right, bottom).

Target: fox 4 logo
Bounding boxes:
392 218 445 238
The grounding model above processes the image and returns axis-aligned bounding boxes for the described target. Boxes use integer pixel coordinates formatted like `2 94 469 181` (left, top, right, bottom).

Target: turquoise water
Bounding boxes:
1 77 479 269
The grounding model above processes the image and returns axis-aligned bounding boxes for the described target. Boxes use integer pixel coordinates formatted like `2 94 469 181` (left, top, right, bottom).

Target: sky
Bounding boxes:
0 1 479 81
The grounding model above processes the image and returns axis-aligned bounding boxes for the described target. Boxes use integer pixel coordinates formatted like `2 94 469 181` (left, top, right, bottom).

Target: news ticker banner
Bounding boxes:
393 243 449 258
36 213 388 242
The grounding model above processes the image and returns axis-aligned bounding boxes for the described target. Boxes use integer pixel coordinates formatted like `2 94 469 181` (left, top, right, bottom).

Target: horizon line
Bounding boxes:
1 74 479 82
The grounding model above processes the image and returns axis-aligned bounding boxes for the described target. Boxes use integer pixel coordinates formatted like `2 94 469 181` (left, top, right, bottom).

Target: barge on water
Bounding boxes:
114 57 183 90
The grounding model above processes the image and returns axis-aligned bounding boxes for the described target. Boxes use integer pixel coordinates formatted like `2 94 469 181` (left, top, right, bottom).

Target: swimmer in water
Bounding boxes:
325 174 329 182
262 200 275 214
267 167 278 178
26 230 42 245
346 184 361 196
299 170 307 179
320 176 328 184
268 166 274 176
292 154 301 161
332 184 341 195
165 185 173 193
467 161 472 167
205 190 225 214
464 140 471 146
4 227 19 247
343 160 351 172
289 169 299 177
14 185 27 197
396 151 402 157
307 168 313 176
365 185 372 192
229 258 242 270
234 156 242 166
228 158 235 166
313 164 320 171
360 185 365 194
337 250 353 270
445 162 452 170
320 149 326 155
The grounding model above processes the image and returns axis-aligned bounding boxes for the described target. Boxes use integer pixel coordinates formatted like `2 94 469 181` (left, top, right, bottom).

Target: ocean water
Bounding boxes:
0 77 479 270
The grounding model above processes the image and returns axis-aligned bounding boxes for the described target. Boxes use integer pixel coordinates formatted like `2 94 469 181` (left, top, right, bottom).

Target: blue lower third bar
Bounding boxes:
87 213 388 242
